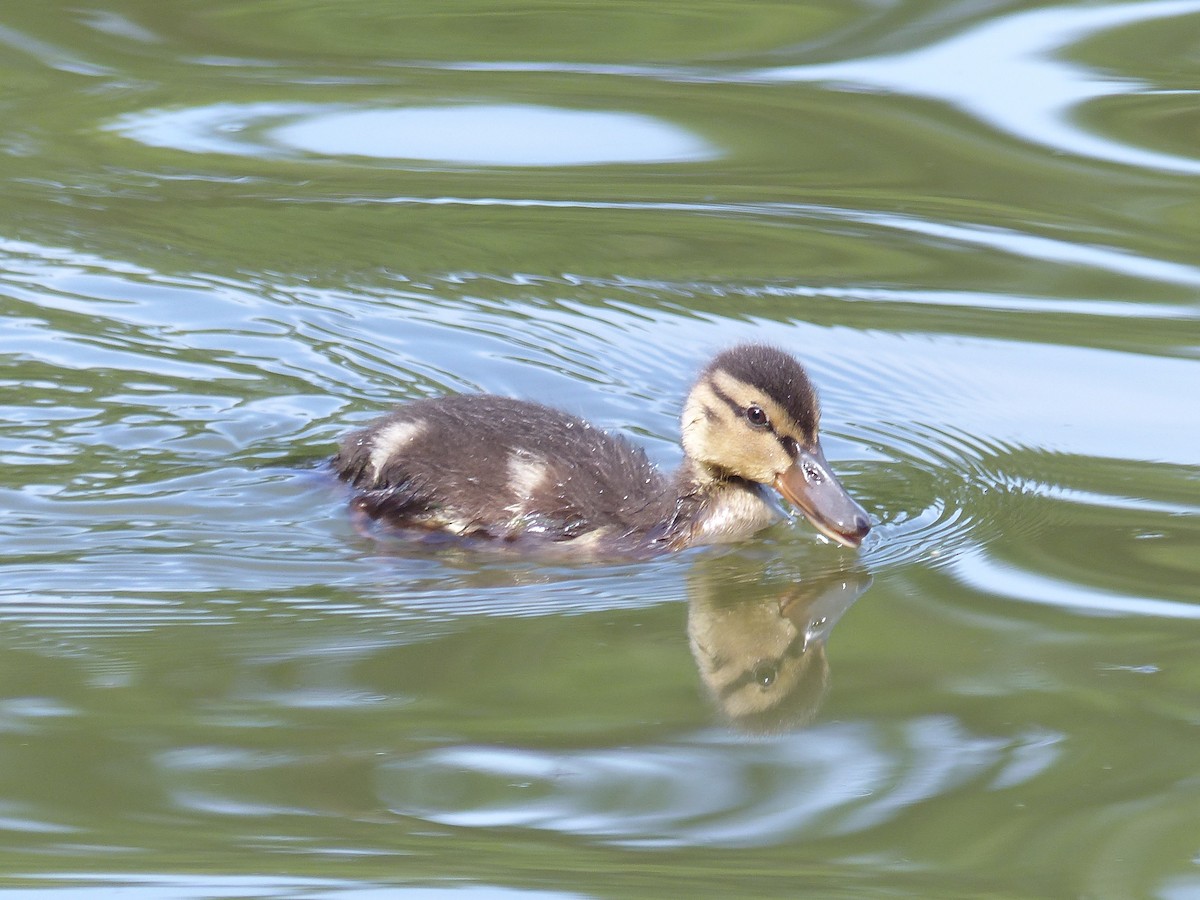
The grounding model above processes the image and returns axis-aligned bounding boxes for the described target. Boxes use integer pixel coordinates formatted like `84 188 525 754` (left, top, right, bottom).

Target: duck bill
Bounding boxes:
773 441 871 549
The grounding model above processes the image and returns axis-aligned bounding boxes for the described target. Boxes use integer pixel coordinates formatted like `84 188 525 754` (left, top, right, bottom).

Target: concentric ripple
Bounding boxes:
850 422 1051 573
378 720 1062 848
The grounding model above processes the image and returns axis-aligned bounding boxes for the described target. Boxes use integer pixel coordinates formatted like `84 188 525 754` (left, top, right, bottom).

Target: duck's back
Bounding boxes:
333 394 674 546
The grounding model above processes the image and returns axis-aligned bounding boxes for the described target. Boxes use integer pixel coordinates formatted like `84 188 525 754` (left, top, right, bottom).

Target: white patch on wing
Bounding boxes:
369 419 427 479
506 451 547 501
505 450 549 529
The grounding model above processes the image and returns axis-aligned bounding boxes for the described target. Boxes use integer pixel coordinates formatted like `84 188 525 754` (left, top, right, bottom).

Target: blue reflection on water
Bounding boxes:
751 0 1200 173
108 102 719 167
382 1 1200 174
273 104 718 166
951 549 1200 620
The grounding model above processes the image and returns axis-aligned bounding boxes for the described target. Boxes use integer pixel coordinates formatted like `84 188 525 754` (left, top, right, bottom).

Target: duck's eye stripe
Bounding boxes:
706 378 744 418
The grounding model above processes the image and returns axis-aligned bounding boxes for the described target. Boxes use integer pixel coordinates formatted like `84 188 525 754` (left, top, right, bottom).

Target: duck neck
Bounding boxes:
670 457 785 546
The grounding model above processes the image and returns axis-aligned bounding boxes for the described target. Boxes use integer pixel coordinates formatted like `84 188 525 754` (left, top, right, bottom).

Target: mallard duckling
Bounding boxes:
332 343 870 553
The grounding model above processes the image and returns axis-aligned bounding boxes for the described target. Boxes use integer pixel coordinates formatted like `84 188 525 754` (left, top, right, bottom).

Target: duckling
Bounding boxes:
332 343 870 554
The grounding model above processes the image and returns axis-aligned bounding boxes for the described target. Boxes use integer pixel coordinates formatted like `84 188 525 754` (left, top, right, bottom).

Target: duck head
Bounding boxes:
681 344 871 548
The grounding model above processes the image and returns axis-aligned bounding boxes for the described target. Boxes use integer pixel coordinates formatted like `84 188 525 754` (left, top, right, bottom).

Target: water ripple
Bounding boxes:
109 102 719 166
380 0 1200 176
750 0 1200 174
379 719 1063 848
4 237 1194 629
851 423 1048 573
950 549 1200 620
287 199 1200 289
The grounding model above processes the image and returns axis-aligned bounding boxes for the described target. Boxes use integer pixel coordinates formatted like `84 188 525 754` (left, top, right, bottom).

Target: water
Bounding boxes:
2 1 1198 896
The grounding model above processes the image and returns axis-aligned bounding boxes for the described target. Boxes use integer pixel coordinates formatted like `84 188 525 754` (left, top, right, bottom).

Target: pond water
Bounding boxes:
2 1 1199 897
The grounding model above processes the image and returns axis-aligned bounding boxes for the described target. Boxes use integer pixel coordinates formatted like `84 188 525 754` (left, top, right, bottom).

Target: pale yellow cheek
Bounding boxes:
715 431 789 483
756 445 795 483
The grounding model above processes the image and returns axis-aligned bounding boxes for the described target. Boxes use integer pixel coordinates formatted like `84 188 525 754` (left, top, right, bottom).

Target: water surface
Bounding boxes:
2 1 1198 897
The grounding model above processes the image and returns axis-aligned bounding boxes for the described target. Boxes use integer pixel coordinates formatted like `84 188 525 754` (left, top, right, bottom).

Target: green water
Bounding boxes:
2 1 1198 897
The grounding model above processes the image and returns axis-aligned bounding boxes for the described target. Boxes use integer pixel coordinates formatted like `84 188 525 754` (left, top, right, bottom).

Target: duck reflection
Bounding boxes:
687 556 872 732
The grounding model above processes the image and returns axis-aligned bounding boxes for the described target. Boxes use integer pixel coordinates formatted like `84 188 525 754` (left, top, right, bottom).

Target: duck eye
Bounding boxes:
745 405 769 428
751 662 778 688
